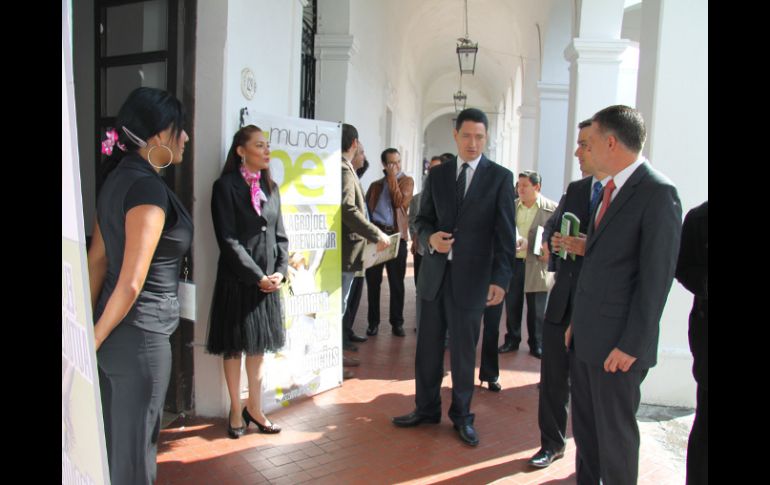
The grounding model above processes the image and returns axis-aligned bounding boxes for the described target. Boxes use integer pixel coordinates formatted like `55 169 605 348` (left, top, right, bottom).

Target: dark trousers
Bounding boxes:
571 354 647 485
538 319 571 452
366 239 407 328
413 252 422 284
686 384 708 485
98 324 172 485
415 268 483 426
479 300 502 382
342 276 364 342
503 259 547 351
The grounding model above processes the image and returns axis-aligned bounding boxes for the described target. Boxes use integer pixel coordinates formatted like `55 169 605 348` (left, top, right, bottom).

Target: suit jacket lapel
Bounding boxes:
587 163 650 251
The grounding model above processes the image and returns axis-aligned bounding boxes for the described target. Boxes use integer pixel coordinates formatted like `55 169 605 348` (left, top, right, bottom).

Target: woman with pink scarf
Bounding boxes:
206 125 289 438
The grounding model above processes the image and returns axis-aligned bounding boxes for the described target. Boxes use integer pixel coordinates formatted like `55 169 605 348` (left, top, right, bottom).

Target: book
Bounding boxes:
533 225 545 256
362 233 401 269
559 212 580 261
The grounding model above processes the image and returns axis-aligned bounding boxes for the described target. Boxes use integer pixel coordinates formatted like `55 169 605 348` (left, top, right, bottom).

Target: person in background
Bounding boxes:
675 201 708 485
408 156 443 332
526 119 610 469
365 148 414 337
342 142 372 351
206 125 288 438
498 171 557 358
88 87 192 485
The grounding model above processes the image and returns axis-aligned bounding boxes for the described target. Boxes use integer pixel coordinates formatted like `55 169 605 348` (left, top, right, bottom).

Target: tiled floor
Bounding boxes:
158 260 687 484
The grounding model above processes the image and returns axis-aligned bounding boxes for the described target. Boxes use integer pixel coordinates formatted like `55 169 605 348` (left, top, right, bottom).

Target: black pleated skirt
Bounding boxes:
206 276 285 357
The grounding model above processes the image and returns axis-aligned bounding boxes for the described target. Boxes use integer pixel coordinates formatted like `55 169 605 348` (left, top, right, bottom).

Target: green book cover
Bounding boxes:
559 212 580 261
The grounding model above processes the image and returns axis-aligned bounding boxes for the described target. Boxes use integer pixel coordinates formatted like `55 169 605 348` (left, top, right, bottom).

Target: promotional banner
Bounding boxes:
242 111 343 413
62 1 110 483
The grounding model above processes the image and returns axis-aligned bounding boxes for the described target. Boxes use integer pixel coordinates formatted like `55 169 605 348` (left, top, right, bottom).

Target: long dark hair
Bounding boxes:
222 125 274 195
100 87 185 183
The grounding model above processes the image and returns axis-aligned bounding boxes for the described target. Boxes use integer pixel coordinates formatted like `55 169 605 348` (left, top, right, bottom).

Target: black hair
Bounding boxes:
455 108 488 132
439 152 455 163
101 87 185 182
578 119 592 129
380 148 400 166
591 105 646 153
341 123 358 152
221 125 274 195
518 170 542 187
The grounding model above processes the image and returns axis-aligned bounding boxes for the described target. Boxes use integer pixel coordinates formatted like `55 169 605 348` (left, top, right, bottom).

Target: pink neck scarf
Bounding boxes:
239 165 265 216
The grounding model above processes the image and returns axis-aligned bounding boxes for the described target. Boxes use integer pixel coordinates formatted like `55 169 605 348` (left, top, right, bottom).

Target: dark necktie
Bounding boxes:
456 162 469 208
594 179 616 228
589 180 603 215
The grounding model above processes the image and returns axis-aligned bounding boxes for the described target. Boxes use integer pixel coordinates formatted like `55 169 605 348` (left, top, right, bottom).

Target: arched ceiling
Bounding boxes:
392 0 554 107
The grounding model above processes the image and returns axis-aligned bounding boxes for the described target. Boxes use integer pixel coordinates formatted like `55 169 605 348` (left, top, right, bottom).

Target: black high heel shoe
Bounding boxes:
227 411 246 439
242 407 281 434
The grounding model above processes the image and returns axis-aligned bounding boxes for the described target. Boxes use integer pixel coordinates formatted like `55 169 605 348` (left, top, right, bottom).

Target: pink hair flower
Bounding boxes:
101 128 127 155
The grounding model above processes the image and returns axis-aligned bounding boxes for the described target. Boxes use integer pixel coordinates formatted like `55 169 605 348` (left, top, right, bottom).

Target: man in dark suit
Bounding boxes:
527 119 610 469
392 108 516 447
568 105 682 484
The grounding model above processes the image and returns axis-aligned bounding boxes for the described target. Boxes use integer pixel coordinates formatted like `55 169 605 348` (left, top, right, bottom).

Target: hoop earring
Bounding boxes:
148 145 174 169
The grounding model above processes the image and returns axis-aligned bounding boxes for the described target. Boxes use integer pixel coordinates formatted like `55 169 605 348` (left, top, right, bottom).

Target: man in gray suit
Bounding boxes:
568 105 682 484
392 108 516 447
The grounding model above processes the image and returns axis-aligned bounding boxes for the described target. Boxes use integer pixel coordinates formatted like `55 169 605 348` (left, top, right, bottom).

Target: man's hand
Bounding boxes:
550 232 563 253
563 233 587 257
411 238 419 255
537 243 550 263
486 284 506 306
564 324 572 349
385 162 399 178
376 233 391 252
604 348 637 373
429 231 454 253
515 237 526 252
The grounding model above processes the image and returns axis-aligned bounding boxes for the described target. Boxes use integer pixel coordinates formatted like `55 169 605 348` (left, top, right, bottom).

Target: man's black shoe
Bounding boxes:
527 448 564 468
453 424 479 446
349 333 368 343
366 324 379 336
392 411 441 427
481 378 502 392
392 326 406 337
498 342 519 353
530 347 543 359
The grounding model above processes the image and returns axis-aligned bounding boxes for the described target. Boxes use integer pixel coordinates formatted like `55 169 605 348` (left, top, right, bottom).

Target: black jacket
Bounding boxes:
211 170 289 284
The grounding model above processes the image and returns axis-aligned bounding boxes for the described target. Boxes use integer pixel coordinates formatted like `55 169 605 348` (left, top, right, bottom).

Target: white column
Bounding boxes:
564 38 631 183
517 104 538 173
635 0 707 408
314 34 357 123
192 0 229 418
536 82 569 200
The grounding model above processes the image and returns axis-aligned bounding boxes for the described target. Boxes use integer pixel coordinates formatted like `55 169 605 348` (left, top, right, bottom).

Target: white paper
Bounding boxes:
362 233 401 269
533 225 545 256
178 281 196 321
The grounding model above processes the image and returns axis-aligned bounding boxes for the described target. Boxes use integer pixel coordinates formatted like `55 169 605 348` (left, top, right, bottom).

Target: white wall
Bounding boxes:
636 0 708 408
346 0 424 193
193 0 305 418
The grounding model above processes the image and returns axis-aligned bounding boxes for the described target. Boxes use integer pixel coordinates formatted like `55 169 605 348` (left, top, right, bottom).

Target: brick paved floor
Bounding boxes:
157 256 687 484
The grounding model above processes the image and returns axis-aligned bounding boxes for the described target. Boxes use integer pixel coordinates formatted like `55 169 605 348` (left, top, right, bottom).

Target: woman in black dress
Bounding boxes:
207 125 289 438
88 87 192 485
